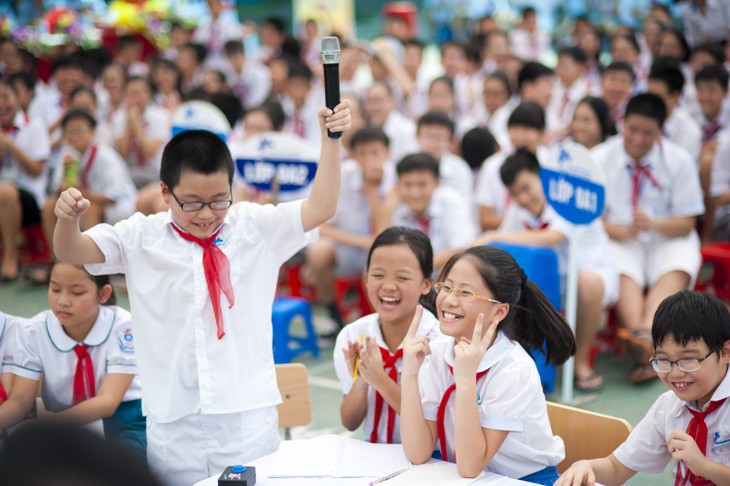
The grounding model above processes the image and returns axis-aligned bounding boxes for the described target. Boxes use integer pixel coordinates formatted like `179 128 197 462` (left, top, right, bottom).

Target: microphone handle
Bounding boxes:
323 63 342 140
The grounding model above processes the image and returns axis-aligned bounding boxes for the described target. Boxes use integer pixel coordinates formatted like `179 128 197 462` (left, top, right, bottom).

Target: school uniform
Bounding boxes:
592 136 704 287
282 93 324 150
486 98 519 154
192 15 244 68
509 28 551 62
84 200 316 485
613 368 730 479
9 306 145 454
0 312 18 403
333 309 442 443
548 78 601 131
383 110 419 164
682 0 730 47
455 72 486 122
710 132 730 239
225 59 271 110
111 105 170 187
498 201 619 306
28 88 65 130
439 152 474 205
419 332 564 482
663 106 702 164
391 186 477 258
689 99 730 143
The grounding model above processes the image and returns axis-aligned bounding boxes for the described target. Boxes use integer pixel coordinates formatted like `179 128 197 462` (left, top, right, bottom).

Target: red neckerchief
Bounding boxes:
369 347 403 444
523 220 549 231
437 366 489 462
79 144 98 188
0 382 7 403
675 399 726 486
631 160 662 210
172 225 234 339
72 344 96 405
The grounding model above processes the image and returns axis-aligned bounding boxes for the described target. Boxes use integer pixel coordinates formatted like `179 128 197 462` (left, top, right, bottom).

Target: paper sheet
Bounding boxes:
373 461 483 485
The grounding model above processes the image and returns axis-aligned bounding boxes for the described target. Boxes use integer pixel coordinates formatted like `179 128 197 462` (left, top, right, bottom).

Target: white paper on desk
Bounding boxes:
377 461 483 485
269 435 410 478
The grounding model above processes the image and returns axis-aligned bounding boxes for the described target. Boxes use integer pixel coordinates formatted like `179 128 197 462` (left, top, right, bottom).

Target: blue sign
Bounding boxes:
235 157 318 192
541 144 605 225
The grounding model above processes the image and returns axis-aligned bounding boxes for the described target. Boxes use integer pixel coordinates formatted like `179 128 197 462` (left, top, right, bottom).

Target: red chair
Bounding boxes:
694 243 730 301
19 224 51 266
335 276 372 323
278 263 318 301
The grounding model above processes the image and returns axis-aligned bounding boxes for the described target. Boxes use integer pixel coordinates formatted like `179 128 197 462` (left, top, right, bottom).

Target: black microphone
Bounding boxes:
321 36 342 140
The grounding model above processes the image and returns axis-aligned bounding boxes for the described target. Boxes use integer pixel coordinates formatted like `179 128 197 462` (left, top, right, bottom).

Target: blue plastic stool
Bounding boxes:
489 242 561 393
272 297 320 364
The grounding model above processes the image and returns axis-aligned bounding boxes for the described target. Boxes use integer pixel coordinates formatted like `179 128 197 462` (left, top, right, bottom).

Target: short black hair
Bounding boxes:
612 32 641 54
507 101 545 131
652 291 730 356
182 42 208 64
350 126 390 150
263 17 286 34
61 109 97 130
624 92 667 128
649 57 685 95
577 96 617 142
7 71 36 91
517 62 553 94
558 46 588 64
429 75 454 95
460 126 498 171
117 34 141 51
403 38 425 50
690 42 725 65
396 152 440 178
125 75 153 93
417 110 455 136
69 85 97 104
485 70 512 98
602 61 636 81
51 54 84 75
695 64 730 91
500 148 540 187
224 40 244 56
660 27 690 62
160 130 234 190
288 61 313 82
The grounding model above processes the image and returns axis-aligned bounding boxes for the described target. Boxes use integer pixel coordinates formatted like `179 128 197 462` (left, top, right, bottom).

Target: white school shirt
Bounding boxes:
192 16 244 67
383 110 419 163
688 98 730 140
548 78 600 131
0 312 19 375
486 98 519 154
613 368 730 474
439 152 474 205
10 306 142 413
333 310 442 443
455 72 486 121
225 59 271 110
591 137 704 235
84 200 317 423
28 88 64 129
711 132 730 221
391 186 478 256
682 0 730 47
0 111 51 204
111 104 170 185
419 332 565 478
509 29 551 63
282 94 324 150
664 107 702 165
50 143 137 224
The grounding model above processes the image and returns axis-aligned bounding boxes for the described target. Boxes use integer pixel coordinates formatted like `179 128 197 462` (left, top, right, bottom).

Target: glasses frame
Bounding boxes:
434 282 503 304
649 347 720 373
169 189 233 212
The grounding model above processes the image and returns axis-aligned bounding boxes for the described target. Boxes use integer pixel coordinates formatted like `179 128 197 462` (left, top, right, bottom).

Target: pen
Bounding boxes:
370 467 409 484
353 333 364 381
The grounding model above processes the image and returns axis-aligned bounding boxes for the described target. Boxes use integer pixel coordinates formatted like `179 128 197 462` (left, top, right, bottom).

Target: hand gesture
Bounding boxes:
318 100 351 137
401 306 430 378
358 337 386 388
554 460 596 486
668 429 709 479
453 314 498 382
632 208 651 233
55 187 90 223
341 339 364 378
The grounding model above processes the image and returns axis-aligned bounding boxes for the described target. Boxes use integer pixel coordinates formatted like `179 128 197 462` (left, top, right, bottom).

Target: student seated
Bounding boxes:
556 290 730 486
476 148 618 391
0 311 20 404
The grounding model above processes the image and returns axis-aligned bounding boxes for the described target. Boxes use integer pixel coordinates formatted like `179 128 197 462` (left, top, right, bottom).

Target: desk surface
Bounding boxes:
194 450 535 486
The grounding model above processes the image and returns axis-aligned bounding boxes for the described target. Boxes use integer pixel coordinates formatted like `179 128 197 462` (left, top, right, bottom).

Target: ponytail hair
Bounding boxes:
438 246 575 366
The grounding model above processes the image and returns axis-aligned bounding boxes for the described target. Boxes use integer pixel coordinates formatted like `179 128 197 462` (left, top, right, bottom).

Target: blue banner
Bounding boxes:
540 167 605 225
235 158 318 193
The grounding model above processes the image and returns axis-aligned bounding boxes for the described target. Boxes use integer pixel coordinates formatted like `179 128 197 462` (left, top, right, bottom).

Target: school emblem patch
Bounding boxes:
117 328 135 354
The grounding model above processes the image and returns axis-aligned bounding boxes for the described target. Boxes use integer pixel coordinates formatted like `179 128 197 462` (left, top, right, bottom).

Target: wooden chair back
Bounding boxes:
275 363 312 439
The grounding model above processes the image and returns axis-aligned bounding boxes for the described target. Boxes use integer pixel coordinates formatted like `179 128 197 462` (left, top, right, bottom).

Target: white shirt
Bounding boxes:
192 16 244 68
111 104 170 185
225 59 271 110
419 332 565 478
333 310 442 443
0 312 19 374
455 72 486 121
439 152 474 204
614 368 730 473
282 93 324 150
10 306 141 413
486 98 519 154
710 131 730 221
664 107 702 164
682 0 730 47
28 88 64 129
509 28 551 62
0 111 51 204
392 186 478 256
85 200 317 422
548 77 600 131
383 110 419 164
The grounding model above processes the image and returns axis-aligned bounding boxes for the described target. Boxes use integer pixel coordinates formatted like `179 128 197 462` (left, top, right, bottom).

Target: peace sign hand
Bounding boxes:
401 306 430 379
453 314 499 383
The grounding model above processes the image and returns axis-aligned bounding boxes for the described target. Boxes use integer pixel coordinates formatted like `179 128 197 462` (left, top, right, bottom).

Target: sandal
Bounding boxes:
617 328 654 365
630 364 658 384
575 372 604 392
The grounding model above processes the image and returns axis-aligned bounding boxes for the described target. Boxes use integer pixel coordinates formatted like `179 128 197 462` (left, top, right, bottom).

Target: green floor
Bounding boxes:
0 278 673 484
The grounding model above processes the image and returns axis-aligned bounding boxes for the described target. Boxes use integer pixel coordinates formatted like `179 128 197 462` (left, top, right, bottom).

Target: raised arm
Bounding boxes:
301 102 352 232
53 187 105 264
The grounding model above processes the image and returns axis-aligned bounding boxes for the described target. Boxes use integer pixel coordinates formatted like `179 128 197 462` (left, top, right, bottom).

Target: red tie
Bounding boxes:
675 399 726 486
292 113 305 138
702 120 722 142
437 366 489 462
172 225 234 339
0 382 7 403
631 160 662 210
523 221 549 231
369 347 403 444
411 215 431 236
72 344 96 405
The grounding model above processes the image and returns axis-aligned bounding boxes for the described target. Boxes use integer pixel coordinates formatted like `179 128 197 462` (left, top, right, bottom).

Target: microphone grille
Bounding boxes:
320 36 341 64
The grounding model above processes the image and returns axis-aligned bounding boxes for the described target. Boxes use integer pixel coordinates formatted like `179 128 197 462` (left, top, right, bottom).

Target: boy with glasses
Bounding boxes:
556 290 730 486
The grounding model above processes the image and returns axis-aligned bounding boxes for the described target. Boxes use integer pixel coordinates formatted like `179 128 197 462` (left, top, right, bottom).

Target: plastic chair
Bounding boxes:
546 401 632 473
334 276 372 324
695 242 730 301
275 363 312 440
489 242 561 393
278 263 317 301
271 297 320 364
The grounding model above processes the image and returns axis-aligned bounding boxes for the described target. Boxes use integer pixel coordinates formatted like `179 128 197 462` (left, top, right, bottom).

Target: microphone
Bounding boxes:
321 36 341 140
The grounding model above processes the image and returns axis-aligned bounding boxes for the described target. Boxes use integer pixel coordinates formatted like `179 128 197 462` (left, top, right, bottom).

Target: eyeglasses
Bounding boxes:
434 282 503 304
649 347 719 373
169 190 232 212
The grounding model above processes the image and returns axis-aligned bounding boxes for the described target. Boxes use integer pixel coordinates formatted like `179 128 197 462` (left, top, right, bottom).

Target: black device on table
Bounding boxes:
218 465 256 485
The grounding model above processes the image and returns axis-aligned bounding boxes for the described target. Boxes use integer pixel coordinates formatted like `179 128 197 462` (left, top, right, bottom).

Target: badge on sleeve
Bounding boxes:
117 328 135 354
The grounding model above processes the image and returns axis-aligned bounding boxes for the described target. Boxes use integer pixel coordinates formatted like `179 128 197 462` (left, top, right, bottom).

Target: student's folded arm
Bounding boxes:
320 224 374 250
56 373 134 423
373 376 402 414
649 215 696 237
602 218 631 241
712 192 730 207
0 376 39 431
9 140 45 177
699 459 730 485
339 380 368 432
478 206 502 232
488 229 567 247
592 455 637 485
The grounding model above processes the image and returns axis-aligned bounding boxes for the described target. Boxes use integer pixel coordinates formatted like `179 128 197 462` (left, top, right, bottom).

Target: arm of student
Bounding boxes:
434 248 461 270
479 229 567 248
555 455 636 486
713 192 730 207
602 218 635 241
370 39 414 99
340 378 369 432
0 376 39 430
648 215 696 237
373 188 399 236
479 205 503 232
55 373 133 423
6 143 46 178
320 224 374 250
53 188 105 264
301 102 351 232
668 429 730 486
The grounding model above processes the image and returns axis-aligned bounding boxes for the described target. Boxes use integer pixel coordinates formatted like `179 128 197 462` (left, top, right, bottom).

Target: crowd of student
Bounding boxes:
0 1 730 485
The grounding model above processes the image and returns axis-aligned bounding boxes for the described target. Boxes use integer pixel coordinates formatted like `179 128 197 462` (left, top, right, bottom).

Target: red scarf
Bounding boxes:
80 144 98 188
523 221 549 231
172 225 234 339
72 344 96 405
631 160 662 210
674 399 726 486
369 347 403 444
0 382 7 403
437 366 489 462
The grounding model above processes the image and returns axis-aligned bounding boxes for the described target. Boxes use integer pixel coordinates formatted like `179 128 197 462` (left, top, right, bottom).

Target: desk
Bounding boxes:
194 451 535 486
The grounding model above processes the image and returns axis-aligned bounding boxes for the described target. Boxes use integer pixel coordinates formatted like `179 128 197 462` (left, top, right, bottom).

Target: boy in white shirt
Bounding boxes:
281 62 322 149
592 93 704 384
600 62 635 132
549 46 600 134
364 81 419 163
223 40 270 110
556 290 730 486
52 102 352 485
192 0 243 68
